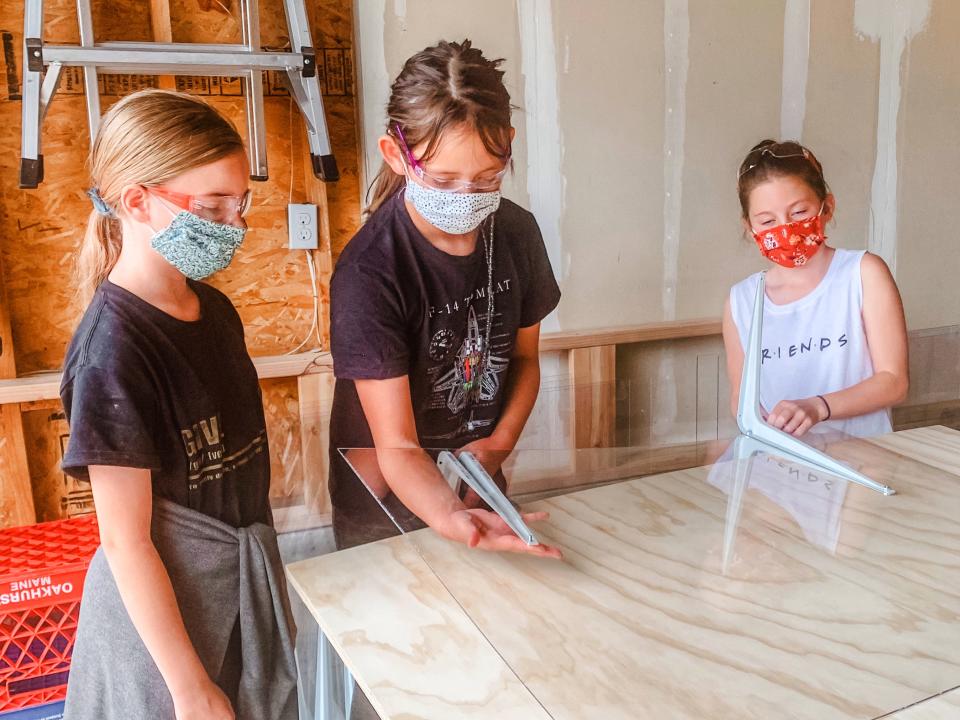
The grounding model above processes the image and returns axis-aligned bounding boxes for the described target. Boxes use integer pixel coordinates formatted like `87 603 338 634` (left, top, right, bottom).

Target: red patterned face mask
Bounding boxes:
752 209 827 268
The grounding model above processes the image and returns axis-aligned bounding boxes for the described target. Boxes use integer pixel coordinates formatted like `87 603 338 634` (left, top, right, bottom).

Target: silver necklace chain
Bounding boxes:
468 214 495 412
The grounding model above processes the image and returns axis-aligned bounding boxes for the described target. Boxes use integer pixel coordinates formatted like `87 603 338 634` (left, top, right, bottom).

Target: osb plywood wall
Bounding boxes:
0 0 360 528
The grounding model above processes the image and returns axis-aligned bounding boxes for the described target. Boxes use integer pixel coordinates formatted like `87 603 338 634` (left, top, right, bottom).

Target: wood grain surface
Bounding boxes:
287 426 960 719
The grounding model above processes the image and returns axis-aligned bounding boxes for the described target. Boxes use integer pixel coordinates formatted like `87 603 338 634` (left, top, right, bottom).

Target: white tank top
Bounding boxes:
729 248 892 439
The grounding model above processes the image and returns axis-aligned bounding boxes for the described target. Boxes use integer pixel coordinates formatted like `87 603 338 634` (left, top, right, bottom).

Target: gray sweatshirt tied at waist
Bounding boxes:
64 497 298 720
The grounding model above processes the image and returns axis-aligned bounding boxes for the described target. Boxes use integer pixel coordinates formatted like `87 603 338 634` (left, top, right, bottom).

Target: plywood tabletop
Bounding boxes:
287 427 960 720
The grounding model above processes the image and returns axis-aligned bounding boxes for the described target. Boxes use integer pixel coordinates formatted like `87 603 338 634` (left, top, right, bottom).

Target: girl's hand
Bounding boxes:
438 508 563 559
766 396 828 437
174 680 235 720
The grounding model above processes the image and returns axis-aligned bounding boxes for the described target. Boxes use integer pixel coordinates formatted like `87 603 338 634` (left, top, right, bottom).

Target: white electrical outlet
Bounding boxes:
287 203 318 250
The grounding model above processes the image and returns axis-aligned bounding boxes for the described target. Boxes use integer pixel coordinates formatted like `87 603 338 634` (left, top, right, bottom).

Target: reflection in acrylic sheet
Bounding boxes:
709 434 850 575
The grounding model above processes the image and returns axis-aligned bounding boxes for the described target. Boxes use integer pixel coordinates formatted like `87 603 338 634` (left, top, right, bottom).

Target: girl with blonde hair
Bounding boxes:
60 89 296 720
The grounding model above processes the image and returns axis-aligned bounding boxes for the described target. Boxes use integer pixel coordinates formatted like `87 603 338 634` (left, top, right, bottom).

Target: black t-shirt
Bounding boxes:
328 193 561 510
60 280 271 528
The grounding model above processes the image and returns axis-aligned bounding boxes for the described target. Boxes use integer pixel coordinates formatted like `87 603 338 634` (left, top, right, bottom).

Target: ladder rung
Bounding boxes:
40 45 304 73
99 41 260 52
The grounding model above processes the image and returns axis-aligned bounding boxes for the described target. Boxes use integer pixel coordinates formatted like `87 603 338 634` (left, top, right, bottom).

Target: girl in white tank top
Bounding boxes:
723 141 909 439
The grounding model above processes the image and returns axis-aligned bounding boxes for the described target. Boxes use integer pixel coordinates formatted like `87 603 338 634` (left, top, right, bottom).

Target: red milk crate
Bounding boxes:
0 516 100 713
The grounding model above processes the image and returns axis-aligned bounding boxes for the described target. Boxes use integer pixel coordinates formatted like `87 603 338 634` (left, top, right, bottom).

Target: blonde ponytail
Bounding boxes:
76 210 123 307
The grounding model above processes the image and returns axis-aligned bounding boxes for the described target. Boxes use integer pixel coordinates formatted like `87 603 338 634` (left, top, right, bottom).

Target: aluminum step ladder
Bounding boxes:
19 0 339 188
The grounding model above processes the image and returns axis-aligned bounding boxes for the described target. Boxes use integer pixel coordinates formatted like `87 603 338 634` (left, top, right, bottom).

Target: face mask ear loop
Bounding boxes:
144 192 181 235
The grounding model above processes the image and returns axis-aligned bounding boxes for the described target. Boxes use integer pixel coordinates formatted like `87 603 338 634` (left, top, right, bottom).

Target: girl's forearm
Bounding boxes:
821 371 908 420
491 355 541 448
376 447 466 533
102 539 211 700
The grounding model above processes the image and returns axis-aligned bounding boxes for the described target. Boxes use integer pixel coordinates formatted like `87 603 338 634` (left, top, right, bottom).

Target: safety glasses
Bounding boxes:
393 124 511 193
146 186 252 224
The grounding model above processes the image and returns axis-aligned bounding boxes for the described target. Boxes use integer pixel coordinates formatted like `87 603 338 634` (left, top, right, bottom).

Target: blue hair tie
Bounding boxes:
86 188 115 218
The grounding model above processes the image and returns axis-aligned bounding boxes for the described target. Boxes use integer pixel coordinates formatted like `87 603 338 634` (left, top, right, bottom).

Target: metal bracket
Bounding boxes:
736 272 895 496
25 38 42 71
437 451 539 546
301 46 316 78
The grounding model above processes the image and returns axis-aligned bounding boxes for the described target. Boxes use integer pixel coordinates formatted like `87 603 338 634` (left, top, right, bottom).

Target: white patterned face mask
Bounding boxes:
405 176 501 235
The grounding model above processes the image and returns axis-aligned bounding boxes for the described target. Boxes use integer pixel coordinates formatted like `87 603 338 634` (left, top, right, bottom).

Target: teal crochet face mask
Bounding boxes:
150 210 246 281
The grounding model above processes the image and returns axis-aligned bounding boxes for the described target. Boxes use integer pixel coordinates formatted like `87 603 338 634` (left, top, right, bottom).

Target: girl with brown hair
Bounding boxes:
329 40 562 557
724 140 909 438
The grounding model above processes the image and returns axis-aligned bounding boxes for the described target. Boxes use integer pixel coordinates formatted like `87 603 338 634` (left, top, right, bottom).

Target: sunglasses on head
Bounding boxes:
737 143 817 179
